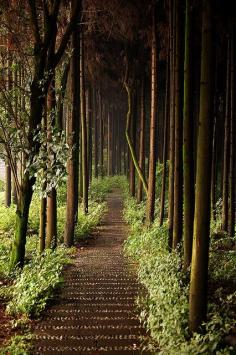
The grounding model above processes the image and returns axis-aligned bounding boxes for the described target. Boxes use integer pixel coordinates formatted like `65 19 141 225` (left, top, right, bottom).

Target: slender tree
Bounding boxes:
183 0 194 268
137 76 146 204
221 37 231 232
160 59 169 225
9 0 82 269
46 76 57 249
64 0 81 246
189 0 213 332
168 0 175 247
172 0 183 249
146 2 158 224
80 29 88 214
228 28 235 239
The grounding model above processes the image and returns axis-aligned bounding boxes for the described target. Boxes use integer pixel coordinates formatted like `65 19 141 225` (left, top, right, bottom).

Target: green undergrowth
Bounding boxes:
0 333 33 355
123 183 235 354
0 176 118 354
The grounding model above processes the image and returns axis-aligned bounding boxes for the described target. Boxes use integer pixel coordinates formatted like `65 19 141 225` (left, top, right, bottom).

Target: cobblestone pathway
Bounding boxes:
33 191 148 354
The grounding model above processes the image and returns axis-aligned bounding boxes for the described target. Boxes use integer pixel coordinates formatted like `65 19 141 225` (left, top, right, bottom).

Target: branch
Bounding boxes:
27 0 42 45
124 80 148 195
54 0 81 66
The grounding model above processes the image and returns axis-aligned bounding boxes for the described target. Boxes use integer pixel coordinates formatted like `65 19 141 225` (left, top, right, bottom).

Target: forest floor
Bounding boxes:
33 190 149 354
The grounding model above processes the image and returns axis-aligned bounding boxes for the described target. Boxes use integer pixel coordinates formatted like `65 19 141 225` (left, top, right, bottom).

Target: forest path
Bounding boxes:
33 190 148 354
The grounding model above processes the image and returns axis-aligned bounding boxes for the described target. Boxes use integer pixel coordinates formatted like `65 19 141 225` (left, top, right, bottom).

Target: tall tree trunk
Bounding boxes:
146 3 158 224
93 87 99 178
222 37 231 231
64 9 80 246
172 0 183 248
98 89 104 176
189 0 213 332
124 83 148 197
168 0 175 247
87 86 93 183
5 52 12 207
160 60 169 226
228 29 235 239
39 102 47 253
5 161 11 207
46 77 57 249
107 110 111 176
80 30 88 214
183 0 194 268
137 76 146 204
211 90 217 221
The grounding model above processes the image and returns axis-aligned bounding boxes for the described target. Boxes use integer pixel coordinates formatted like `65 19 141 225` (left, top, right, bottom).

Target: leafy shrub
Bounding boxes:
0 334 33 355
75 202 107 239
6 247 71 317
123 192 234 354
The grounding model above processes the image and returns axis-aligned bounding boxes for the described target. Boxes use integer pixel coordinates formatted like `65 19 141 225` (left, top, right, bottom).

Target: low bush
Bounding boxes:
6 247 72 317
123 187 235 354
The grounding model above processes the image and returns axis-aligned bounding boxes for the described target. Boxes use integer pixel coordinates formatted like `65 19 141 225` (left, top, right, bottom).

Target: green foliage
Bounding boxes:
0 178 4 191
0 333 33 355
75 202 107 239
123 191 234 355
0 204 16 233
6 247 71 317
28 127 70 198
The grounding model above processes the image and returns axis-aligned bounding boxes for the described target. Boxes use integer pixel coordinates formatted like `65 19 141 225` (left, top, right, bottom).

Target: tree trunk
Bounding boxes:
172 0 183 249
160 60 169 226
168 0 175 248
98 89 104 176
137 76 146 204
10 175 33 269
80 29 88 214
5 160 11 207
124 83 148 197
107 110 111 176
222 37 231 231
39 103 47 253
228 29 235 239
93 87 99 178
46 77 57 249
183 0 194 268
64 11 80 246
86 86 93 183
189 0 213 332
146 3 158 224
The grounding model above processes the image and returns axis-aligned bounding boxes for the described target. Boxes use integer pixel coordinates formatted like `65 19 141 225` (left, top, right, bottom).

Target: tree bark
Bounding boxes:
183 0 194 268
160 59 169 226
146 4 158 224
64 6 81 246
222 37 231 231
80 29 88 214
46 77 57 249
124 83 148 196
172 0 183 249
93 87 99 178
137 76 146 204
189 0 213 332
168 0 175 248
228 29 235 239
